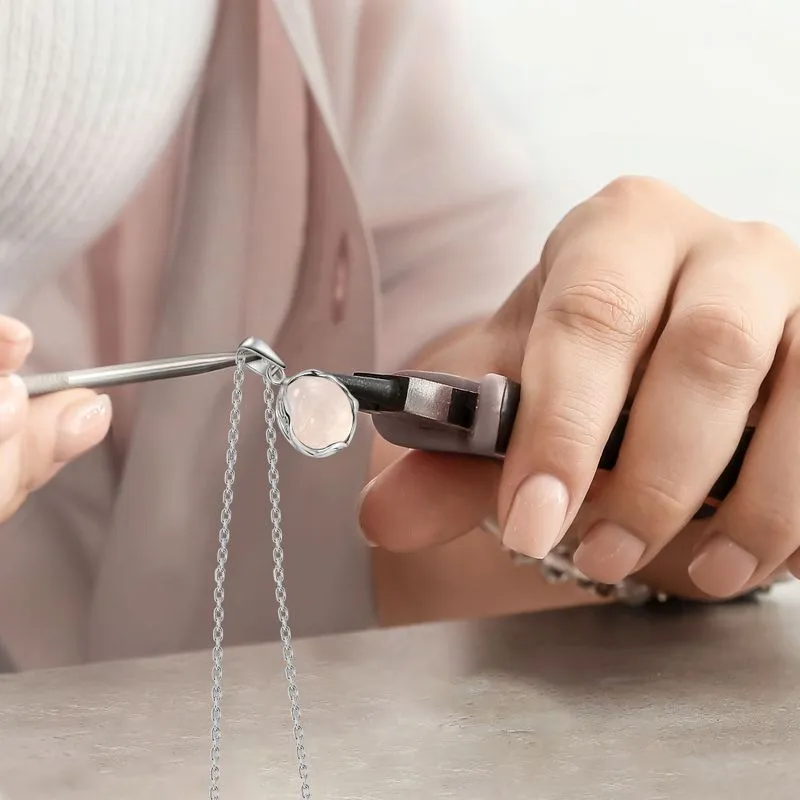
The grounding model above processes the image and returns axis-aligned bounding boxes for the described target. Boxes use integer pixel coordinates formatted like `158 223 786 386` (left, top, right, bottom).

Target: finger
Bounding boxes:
787 550 800 581
573 226 795 583
498 177 700 559
0 376 30 515
358 450 501 552
687 313 800 597
0 375 29 444
20 391 112 492
0 316 33 372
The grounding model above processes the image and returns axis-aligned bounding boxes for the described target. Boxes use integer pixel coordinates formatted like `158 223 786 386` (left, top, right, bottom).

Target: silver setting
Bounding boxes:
276 369 359 459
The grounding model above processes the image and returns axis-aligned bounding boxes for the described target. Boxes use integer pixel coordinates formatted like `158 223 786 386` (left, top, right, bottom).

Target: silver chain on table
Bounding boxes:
482 517 659 605
209 353 312 800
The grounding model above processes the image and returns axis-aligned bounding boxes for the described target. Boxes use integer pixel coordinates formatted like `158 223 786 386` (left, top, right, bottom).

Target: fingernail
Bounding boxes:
0 318 32 347
572 521 647 583
0 374 27 439
55 394 111 461
359 529 379 548
356 478 380 547
688 534 758 597
502 474 569 558
358 517 379 548
480 515 502 539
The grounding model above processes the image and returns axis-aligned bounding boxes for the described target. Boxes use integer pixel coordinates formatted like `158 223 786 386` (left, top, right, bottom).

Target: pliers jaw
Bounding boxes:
333 371 520 459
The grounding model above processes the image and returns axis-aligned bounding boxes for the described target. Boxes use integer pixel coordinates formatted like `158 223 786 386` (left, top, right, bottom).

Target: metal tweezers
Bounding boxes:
21 337 290 397
22 351 268 397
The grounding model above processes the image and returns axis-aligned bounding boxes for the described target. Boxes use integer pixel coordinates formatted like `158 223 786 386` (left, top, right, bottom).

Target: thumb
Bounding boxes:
358 449 502 551
358 286 540 552
358 267 547 552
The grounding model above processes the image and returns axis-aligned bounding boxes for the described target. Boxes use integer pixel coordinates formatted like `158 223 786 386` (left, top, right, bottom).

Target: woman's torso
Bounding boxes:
1 0 379 671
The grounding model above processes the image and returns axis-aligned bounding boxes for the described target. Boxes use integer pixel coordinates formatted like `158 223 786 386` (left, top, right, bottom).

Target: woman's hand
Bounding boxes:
360 176 800 600
0 316 112 522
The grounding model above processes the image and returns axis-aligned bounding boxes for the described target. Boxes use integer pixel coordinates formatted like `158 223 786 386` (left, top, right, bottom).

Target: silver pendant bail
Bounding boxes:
238 336 287 384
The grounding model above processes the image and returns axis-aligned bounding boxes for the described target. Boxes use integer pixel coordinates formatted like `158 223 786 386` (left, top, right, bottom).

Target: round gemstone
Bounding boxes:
283 374 355 453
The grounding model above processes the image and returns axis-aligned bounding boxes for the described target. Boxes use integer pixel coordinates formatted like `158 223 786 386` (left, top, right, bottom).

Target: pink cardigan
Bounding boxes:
0 0 540 670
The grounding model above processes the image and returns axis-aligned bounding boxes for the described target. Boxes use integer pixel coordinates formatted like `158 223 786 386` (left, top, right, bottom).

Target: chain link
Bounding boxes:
263 369 312 799
209 354 311 799
524 543 776 605
209 356 244 799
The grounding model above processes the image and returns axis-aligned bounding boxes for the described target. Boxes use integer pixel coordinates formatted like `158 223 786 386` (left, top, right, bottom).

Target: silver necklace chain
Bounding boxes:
210 354 311 799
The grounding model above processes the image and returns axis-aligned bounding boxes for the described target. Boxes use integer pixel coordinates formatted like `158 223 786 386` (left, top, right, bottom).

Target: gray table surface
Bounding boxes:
1 588 799 800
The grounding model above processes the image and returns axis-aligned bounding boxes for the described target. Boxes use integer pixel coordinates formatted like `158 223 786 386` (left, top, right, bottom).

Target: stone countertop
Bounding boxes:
1 587 799 799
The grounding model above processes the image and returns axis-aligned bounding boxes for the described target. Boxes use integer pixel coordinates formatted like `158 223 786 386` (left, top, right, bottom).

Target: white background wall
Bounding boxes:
460 0 800 249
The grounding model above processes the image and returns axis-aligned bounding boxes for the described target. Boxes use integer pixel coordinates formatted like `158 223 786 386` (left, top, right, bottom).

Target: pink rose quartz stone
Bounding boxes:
284 375 355 451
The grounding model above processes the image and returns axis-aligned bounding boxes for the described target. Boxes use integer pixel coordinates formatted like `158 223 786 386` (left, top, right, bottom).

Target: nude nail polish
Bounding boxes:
688 534 758 597
356 477 380 547
573 521 647 583
54 394 111 462
502 474 569 559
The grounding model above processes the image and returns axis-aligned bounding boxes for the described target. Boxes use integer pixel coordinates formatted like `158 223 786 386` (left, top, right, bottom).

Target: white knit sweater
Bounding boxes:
0 0 217 308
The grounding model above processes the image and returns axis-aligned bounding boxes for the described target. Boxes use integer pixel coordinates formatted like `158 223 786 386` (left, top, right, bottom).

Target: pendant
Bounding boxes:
277 369 358 458
239 337 358 458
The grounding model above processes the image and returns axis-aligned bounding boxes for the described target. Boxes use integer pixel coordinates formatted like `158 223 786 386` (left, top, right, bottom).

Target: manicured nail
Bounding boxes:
502 474 569 558
480 515 502 539
357 518 380 548
0 374 27 439
572 521 647 583
359 529 379 548
54 394 111 462
688 534 758 597
0 317 32 347
356 478 380 547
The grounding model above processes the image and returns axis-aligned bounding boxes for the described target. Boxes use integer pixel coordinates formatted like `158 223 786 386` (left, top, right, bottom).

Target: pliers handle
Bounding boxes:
339 370 753 520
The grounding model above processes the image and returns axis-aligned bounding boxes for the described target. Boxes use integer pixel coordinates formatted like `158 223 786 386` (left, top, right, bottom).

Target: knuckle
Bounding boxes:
672 302 771 389
597 175 670 206
619 474 694 529
529 395 605 469
736 219 795 253
543 278 648 349
542 178 675 269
